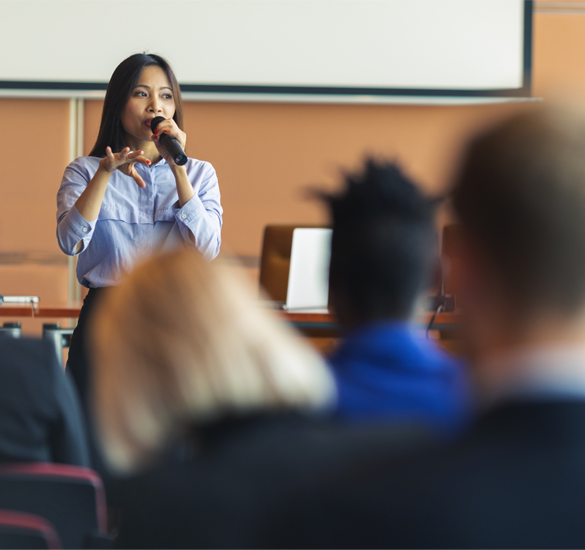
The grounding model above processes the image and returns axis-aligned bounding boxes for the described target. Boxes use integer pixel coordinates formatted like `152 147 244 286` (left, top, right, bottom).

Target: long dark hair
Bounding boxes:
89 53 184 157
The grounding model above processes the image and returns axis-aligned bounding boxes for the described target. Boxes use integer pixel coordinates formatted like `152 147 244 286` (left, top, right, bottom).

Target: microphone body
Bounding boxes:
150 116 188 166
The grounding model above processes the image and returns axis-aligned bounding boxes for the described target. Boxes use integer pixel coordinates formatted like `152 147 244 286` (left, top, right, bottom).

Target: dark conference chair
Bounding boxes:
0 509 61 549
0 463 109 549
259 224 327 302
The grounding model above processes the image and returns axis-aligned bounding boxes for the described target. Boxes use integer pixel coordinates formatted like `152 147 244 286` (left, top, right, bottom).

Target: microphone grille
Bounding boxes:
150 116 166 132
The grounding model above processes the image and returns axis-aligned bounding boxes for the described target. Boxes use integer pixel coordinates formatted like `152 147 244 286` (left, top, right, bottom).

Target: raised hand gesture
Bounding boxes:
101 146 151 188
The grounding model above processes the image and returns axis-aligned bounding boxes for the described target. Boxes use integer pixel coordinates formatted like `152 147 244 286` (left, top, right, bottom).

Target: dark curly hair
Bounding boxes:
319 158 438 324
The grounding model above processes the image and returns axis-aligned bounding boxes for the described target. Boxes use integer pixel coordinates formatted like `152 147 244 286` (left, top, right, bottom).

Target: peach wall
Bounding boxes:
533 12 585 96
0 100 71 334
0 100 70 254
0 8 584 334
86 99 524 258
83 97 526 296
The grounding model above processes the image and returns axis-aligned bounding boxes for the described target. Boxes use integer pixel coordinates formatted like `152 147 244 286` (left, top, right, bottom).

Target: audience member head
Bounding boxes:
90 249 335 474
452 104 585 357
319 158 438 328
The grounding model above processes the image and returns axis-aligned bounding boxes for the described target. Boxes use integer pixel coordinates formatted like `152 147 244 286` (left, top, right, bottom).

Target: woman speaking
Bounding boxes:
56 53 223 403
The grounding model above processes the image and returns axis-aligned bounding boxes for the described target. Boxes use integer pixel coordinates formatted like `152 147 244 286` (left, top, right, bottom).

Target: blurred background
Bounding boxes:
0 0 578 335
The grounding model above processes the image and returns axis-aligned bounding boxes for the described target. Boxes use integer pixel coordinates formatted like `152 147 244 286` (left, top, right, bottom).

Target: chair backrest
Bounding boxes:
0 509 62 549
441 224 464 298
0 463 107 549
259 225 327 302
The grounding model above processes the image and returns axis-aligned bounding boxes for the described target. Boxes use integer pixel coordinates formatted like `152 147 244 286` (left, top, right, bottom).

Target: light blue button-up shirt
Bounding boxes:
56 155 222 288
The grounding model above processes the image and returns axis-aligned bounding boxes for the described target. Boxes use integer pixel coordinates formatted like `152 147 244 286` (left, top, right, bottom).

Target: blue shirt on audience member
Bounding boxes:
56 155 222 288
328 321 471 434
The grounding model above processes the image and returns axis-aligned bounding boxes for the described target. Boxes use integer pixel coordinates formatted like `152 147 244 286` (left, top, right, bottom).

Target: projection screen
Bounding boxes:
0 0 532 103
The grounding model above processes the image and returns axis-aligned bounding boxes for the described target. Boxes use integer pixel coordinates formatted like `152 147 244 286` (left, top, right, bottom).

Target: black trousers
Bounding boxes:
66 287 121 503
69 286 197 505
67 287 109 408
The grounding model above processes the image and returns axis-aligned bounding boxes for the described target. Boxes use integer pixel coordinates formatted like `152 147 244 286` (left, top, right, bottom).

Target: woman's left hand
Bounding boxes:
151 118 187 167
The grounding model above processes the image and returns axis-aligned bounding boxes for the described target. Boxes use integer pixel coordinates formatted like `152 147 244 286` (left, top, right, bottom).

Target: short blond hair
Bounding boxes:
90 248 335 474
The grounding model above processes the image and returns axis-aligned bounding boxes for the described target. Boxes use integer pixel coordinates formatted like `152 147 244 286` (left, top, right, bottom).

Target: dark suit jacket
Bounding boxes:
0 338 90 466
114 413 432 549
263 399 585 549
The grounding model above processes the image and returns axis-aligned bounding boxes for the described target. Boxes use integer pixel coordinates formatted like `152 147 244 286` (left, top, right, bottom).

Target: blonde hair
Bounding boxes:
90 248 335 474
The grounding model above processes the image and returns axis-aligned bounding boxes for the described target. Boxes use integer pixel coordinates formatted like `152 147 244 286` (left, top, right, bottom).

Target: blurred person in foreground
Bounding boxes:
321 159 470 434
0 338 89 466
89 248 428 549
263 105 585 549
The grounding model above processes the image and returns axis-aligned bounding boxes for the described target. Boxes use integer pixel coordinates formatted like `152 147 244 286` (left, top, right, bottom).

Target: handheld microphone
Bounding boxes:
150 117 188 166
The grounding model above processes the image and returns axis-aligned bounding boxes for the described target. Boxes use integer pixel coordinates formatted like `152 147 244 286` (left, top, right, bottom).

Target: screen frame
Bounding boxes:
0 0 533 103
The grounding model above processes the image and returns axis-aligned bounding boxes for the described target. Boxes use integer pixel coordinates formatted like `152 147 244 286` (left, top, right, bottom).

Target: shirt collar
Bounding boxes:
136 157 168 173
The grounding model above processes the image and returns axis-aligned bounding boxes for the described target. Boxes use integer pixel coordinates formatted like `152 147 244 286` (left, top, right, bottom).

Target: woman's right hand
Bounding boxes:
100 146 151 188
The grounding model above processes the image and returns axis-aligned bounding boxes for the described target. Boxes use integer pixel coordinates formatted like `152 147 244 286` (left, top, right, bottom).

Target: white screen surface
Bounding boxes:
285 228 332 311
0 0 530 100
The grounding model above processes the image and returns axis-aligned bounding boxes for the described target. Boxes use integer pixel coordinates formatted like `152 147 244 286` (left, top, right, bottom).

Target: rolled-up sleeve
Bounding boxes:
175 162 223 260
56 159 98 256
57 205 96 256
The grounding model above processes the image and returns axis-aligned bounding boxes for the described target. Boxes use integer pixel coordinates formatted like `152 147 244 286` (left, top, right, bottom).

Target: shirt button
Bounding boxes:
82 227 88 233
181 214 187 220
